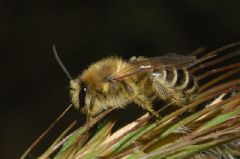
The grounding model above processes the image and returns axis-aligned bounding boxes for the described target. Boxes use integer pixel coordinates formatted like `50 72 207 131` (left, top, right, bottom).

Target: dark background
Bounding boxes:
1 0 240 158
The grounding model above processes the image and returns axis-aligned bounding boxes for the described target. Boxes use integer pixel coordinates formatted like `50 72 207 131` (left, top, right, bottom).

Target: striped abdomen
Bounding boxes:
152 68 198 105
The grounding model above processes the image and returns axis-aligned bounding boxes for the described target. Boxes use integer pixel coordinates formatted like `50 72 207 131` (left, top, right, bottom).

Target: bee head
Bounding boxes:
70 79 88 112
53 46 124 116
70 77 114 116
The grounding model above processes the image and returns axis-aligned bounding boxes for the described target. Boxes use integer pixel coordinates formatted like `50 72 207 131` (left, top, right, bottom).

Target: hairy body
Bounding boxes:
70 54 200 118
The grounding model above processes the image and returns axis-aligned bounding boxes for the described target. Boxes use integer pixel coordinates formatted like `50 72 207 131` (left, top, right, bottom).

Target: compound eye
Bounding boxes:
79 82 87 108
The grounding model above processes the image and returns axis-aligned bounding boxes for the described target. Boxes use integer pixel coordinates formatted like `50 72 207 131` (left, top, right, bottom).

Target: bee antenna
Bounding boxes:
53 45 73 80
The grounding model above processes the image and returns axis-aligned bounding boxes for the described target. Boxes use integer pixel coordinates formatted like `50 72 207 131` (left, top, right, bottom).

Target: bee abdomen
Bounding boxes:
165 68 197 92
165 68 178 86
152 67 198 105
185 75 198 95
160 68 197 94
175 69 190 90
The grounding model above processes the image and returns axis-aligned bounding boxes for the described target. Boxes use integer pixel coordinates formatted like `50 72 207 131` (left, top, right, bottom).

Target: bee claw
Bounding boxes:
149 110 161 122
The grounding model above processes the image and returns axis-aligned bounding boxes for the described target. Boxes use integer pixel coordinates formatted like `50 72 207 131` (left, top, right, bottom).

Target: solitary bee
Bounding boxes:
53 47 214 120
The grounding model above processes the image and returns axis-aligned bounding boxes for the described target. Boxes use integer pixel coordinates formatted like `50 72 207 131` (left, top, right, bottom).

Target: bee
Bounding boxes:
53 47 214 119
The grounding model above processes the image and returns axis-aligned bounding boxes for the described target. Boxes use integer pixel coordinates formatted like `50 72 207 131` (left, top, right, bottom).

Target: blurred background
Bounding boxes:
1 0 240 158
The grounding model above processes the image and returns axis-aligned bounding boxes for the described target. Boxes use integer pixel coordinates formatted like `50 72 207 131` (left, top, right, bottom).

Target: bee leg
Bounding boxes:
122 81 160 120
86 114 92 130
85 96 95 130
133 95 160 119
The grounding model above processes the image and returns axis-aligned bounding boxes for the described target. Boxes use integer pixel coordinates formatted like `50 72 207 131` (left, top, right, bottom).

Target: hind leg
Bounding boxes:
122 80 160 119
133 94 160 119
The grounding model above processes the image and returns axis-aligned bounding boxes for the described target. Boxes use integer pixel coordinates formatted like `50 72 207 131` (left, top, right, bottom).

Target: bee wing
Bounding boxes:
137 53 197 67
111 53 197 80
